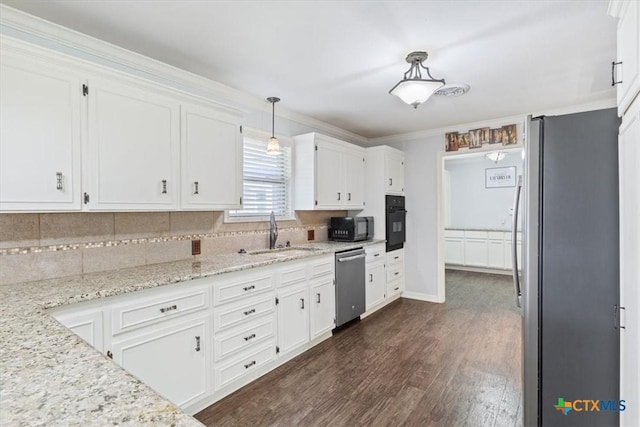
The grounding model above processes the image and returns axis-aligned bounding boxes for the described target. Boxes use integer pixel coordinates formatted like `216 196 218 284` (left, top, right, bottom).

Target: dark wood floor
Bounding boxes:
195 270 522 426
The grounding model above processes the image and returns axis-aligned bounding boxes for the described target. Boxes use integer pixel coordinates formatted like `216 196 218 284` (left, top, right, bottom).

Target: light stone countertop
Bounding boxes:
0 240 384 427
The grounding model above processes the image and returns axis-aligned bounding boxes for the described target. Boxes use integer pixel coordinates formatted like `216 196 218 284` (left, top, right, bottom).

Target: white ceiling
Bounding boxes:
1 0 617 139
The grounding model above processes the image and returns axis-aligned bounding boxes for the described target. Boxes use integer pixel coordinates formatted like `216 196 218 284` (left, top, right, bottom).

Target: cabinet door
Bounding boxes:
385 153 405 195
111 316 209 408
615 0 640 115
444 238 465 265
0 54 81 211
315 143 343 208
366 262 386 310
342 150 365 208
464 238 488 267
277 285 309 355
487 240 505 269
619 99 640 427
310 278 335 339
87 77 180 210
181 103 242 209
53 308 104 352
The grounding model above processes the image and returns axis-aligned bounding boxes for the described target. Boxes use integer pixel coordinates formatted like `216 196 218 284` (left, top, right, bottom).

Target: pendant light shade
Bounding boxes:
266 97 281 155
389 51 445 109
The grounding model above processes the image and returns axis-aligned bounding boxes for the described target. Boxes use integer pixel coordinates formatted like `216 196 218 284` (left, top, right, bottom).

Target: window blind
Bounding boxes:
228 137 291 218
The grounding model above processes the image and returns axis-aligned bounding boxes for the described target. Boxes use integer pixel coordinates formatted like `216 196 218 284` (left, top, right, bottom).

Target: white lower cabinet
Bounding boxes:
277 284 310 356
310 276 335 339
444 238 465 265
214 343 276 391
366 262 386 310
487 239 505 269
446 229 522 272
111 315 210 408
52 307 104 352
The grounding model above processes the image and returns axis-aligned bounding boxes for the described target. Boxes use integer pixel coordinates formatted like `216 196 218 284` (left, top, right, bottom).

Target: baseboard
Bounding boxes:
401 291 443 303
445 265 512 276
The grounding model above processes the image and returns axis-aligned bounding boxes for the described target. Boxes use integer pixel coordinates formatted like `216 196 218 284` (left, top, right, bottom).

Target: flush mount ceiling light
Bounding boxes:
389 51 446 109
266 97 281 155
486 151 509 164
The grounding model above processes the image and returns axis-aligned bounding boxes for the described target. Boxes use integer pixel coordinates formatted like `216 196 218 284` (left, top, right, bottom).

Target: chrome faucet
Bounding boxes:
269 211 278 250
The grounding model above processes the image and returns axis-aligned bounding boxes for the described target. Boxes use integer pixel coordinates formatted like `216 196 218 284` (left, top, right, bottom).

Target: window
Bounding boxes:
227 133 293 221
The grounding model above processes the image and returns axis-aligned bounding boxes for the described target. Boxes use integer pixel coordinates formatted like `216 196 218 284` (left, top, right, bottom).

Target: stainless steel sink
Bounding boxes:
248 247 319 258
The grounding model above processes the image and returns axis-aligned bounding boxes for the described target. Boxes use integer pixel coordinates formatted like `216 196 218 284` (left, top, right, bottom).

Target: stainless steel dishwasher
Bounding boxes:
335 247 366 327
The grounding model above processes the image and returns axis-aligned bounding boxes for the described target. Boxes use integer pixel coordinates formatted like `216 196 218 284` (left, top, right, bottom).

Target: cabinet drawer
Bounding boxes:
444 229 465 238
465 230 488 239
214 343 275 391
214 317 275 362
387 279 403 297
214 294 274 333
487 231 505 240
309 256 333 279
111 287 209 335
386 249 404 266
279 262 307 288
213 272 273 306
386 263 404 282
366 245 385 263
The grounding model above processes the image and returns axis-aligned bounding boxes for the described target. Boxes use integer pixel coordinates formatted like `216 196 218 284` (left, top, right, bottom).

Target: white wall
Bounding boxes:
445 154 523 229
387 135 443 301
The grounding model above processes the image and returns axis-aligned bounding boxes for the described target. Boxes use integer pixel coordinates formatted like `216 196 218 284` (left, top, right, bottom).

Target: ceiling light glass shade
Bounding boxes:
486 151 508 163
389 51 446 109
266 96 281 155
389 79 445 109
266 136 281 155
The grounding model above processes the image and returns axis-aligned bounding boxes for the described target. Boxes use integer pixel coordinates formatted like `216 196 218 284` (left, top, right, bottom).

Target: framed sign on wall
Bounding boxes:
485 166 517 188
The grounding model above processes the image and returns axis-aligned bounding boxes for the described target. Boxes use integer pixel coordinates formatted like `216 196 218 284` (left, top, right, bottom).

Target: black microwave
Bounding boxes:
329 217 373 242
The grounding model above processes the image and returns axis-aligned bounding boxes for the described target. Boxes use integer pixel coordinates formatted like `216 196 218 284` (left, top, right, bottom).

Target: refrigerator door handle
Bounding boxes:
512 175 523 307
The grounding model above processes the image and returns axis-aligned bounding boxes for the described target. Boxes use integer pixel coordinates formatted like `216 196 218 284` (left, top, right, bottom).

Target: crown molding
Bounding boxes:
369 96 617 145
0 4 368 145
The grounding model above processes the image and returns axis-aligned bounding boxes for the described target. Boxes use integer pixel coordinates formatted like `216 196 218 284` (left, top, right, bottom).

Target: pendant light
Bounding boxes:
266 97 281 155
389 51 446 109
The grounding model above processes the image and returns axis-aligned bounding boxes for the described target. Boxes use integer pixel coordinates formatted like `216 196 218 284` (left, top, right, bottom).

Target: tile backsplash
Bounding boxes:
0 211 345 285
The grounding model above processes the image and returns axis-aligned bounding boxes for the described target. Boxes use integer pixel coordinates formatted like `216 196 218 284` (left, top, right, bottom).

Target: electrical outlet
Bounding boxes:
191 239 201 255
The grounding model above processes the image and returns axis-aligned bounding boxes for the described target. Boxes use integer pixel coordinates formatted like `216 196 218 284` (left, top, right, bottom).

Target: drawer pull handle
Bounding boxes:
195 336 201 352
244 333 256 341
194 181 199 195
243 285 255 291
161 179 167 194
160 304 177 313
56 172 63 190
316 293 321 303
394 256 399 260
244 308 256 316
374 253 380 257
394 287 400 291
300 298 305 310
348 192 352 201
394 272 400 276
244 360 256 369
337 192 341 201
369 274 373 282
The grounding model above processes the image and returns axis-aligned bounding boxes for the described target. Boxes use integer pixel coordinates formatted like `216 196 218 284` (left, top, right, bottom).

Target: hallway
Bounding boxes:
195 270 522 426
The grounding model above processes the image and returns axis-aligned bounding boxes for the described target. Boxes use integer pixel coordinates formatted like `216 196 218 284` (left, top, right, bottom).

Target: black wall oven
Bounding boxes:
385 195 406 252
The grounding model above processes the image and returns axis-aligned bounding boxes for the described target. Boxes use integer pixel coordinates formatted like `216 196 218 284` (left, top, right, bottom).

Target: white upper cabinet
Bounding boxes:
611 0 640 116
86 77 180 210
181 103 243 209
385 151 405 195
294 132 365 210
0 51 82 211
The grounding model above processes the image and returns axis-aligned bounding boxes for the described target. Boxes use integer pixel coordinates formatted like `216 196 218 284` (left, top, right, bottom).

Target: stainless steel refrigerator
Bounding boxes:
517 109 621 426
